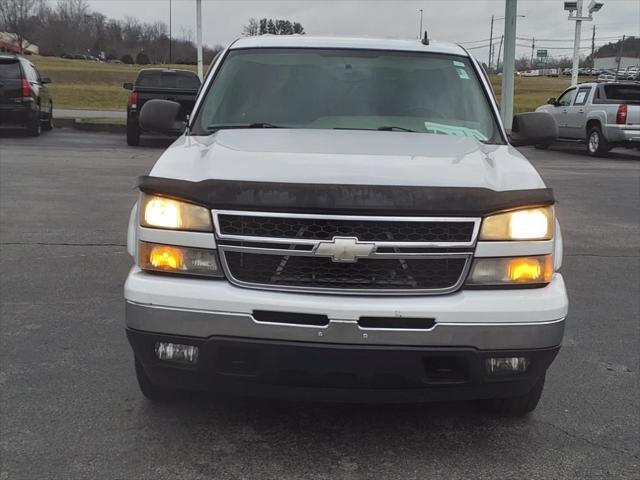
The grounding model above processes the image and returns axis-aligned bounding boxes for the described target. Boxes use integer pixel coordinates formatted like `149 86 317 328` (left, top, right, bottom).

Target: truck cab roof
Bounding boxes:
229 35 469 57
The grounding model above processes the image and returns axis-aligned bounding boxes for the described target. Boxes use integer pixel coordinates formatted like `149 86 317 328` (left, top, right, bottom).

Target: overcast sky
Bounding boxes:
86 0 639 62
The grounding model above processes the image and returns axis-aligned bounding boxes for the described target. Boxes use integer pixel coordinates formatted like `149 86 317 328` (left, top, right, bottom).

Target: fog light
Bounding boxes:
486 357 530 375
155 342 199 364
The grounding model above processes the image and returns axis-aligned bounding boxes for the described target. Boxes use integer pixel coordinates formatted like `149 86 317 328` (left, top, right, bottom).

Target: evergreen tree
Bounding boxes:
135 52 150 64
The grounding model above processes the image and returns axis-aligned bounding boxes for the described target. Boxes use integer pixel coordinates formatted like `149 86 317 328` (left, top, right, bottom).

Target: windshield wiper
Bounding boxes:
206 122 283 131
377 126 418 132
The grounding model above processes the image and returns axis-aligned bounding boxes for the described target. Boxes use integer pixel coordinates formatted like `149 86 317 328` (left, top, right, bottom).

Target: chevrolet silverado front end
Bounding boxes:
124 36 567 415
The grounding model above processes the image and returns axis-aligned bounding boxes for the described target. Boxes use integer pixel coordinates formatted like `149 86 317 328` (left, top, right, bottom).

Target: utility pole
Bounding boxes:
489 15 494 72
497 35 504 72
418 9 423 39
196 0 203 80
169 0 172 64
615 35 625 80
591 24 596 68
500 0 517 129
530 37 535 68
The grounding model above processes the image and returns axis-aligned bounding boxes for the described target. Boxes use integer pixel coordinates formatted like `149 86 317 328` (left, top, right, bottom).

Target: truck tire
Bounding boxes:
586 125 611 157
135 357 180 401
42 101 53 131
27 105 42 137
126 117 140 146
479 374 545 416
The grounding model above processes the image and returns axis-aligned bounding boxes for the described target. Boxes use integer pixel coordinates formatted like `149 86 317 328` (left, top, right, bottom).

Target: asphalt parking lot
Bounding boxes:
1 129 638 479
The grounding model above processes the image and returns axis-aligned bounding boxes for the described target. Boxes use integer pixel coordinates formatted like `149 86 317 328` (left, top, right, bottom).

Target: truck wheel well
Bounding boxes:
586 119 601 133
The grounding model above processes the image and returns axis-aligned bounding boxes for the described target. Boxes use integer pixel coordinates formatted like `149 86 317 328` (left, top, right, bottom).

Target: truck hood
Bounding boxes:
149 129 546 191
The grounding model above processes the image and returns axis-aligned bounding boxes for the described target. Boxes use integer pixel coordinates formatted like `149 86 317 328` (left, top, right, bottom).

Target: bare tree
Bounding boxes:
242 18 259 37
0 0 40 53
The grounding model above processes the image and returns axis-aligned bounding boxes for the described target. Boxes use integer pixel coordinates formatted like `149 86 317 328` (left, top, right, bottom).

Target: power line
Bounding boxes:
517 35 623 42
459 38 493 45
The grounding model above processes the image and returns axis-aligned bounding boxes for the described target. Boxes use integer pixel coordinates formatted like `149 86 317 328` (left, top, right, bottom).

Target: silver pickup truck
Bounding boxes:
536 81 640 156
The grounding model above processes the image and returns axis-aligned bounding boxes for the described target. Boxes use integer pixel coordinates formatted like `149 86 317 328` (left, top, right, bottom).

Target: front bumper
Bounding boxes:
128 329 560 402
125 268 567 400
124 267 568 349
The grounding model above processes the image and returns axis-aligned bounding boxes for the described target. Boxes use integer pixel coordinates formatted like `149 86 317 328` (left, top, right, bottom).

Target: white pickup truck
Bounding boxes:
125 36 568 415
535 81 640 156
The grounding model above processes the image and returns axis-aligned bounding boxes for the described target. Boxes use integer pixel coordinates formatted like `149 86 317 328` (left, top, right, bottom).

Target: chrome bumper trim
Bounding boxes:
125 301 565 350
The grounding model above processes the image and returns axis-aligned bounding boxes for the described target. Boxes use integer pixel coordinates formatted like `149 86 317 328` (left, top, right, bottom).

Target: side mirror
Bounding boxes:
509 112 558 147
41 77 52 84
123 82 133 90
546 97 557 105
139 99 187 135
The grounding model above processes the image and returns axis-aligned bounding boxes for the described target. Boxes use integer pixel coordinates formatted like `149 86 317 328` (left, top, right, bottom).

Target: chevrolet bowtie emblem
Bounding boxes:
313 237 376 263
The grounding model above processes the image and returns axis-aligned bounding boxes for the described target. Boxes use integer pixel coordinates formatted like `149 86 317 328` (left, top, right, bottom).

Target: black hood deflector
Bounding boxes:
138 176 554 216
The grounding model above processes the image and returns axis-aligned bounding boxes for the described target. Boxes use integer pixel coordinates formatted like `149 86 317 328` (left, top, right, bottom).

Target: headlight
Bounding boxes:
480 207 553 241
138 241 223 277
465 255 553 286
140 194 212 231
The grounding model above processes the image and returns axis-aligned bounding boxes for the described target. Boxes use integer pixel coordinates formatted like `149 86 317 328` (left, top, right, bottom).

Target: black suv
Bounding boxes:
0 55 53 136
123 68 200 146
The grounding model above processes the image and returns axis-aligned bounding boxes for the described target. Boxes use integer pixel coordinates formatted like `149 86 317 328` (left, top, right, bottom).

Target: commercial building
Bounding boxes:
594 56 639 70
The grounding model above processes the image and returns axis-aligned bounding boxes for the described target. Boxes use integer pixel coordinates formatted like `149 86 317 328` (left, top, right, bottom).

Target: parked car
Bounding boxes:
0 54 53 136
619 66 640 81
597 71 616 82
535 81 640 155
123 68 201 146
125 36 567 415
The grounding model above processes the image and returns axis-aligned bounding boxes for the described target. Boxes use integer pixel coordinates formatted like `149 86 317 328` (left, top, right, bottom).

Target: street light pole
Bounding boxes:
566 1 603 86
571 0 583 86
418 9 423 39
169 0 172 64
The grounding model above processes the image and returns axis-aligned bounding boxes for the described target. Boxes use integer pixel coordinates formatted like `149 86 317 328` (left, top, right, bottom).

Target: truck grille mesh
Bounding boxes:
223 252 467 291
218 215 475 243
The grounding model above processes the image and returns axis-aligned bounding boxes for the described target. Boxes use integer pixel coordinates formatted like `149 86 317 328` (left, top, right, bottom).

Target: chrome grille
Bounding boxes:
214 210 480 295
217 214 475 243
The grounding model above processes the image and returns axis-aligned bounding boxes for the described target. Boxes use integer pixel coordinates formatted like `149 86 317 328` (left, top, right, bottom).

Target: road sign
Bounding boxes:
537 49 548 58
536 61 546 68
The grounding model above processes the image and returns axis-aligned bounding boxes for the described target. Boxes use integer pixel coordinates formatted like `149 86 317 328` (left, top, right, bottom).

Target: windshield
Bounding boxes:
191 48 502 143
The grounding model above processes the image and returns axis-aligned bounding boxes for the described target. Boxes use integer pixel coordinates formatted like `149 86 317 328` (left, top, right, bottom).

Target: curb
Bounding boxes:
54 118 125 134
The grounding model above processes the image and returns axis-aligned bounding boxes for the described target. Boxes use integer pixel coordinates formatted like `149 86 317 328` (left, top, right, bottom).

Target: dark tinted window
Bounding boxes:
0 60 22 79
603 84 640 102
135 70 200 89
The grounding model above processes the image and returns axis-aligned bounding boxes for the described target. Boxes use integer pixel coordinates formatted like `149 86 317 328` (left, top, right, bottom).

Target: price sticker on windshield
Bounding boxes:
456 68 469 79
